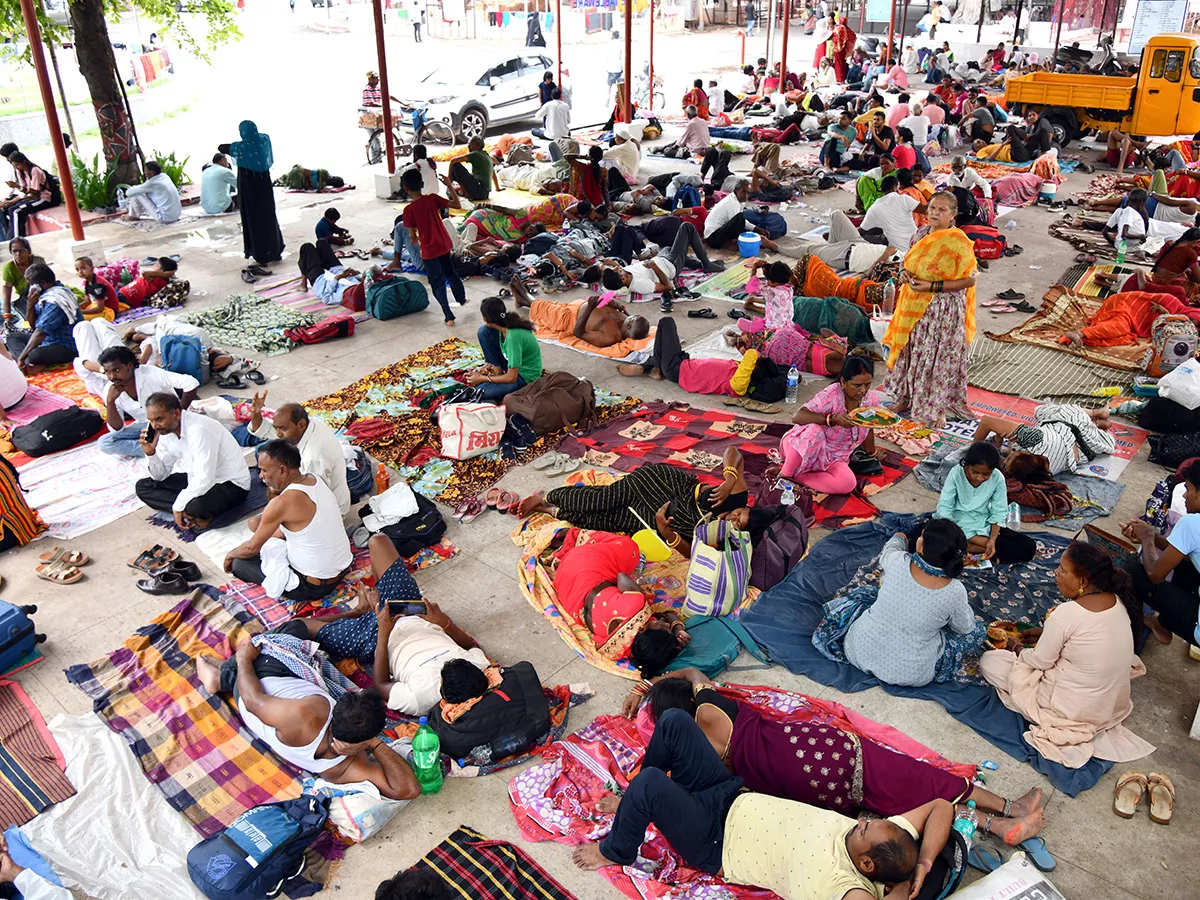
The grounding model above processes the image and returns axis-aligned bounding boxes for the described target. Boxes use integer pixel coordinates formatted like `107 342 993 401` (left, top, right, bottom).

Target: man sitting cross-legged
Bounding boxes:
572 708 954 900
135 391 251 532
266 533 491 716
248 391 351 517
223 439 354 602
195 637 420 800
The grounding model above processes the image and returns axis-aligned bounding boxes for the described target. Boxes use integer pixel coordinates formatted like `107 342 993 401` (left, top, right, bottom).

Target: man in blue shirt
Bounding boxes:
200 153 237 215
315 207 354 246
5 263 79 374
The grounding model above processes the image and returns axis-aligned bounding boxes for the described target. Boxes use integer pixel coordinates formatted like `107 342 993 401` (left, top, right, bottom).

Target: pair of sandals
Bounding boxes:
968 836 1056 874
215 359 266 390
129 544 202 594
34 546 90 585
983 296 1036 315
1114 770 1175 825
1002 244 1025 257
240 263 274 284
723 396 781 415
533 450 580 477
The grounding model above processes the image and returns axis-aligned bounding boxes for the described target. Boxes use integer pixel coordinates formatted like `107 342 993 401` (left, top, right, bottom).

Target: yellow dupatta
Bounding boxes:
883 226 977 367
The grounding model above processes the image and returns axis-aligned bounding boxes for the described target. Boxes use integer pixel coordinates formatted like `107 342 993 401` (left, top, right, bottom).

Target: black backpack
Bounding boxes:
428 661 550 759
359 492 447 557
11 407 104 456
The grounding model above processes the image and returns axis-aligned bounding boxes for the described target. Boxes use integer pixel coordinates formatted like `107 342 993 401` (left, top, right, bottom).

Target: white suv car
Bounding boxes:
395 51 570 142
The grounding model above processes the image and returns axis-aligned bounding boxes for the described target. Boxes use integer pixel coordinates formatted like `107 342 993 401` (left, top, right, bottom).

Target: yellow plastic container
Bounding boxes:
633 529 672 562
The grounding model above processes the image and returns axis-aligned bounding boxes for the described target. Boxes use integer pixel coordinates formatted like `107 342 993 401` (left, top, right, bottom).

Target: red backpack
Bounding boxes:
284 313 356 345
960 224 1007 260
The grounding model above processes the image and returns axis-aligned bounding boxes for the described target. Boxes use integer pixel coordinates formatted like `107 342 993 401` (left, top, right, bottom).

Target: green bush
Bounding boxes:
151 150 192 189
69 152 117 212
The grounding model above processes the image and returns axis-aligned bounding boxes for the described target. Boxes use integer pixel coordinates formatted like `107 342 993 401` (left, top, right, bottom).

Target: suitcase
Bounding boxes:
0 601 45 674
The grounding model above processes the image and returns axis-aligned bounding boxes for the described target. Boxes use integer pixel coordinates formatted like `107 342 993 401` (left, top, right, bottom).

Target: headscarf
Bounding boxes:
230 120 273 172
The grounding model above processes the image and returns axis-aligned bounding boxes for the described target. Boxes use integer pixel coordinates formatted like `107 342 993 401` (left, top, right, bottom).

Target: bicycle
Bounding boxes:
361 105 454 165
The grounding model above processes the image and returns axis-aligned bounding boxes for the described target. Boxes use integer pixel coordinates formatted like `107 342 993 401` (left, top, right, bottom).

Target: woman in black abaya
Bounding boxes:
220 120 285 267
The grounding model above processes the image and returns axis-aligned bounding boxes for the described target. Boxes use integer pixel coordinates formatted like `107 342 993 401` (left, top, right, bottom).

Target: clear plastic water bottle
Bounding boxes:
785 365 800 405
780 482 796 506
881 279 897 316
1004 218 1017 232
952 799 979 846
1006 502 1022 531
460 732 528 767
116 187 127 212
1116 238 1127 265
412 716 443 794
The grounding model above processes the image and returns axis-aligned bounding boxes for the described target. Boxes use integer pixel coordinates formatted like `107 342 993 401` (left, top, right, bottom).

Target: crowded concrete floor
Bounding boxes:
2 133 1196 900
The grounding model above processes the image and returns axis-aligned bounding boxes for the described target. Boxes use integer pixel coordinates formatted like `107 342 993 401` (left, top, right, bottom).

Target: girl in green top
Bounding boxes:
935 440 1036 564
467 296 542 402
2 237 44 324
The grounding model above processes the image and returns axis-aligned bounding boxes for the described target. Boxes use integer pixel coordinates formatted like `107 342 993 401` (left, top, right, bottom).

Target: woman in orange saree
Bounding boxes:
882 191 977 427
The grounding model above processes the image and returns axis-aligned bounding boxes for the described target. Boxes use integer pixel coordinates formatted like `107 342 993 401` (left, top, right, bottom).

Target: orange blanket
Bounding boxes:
802 255 880 313
530 298 655 360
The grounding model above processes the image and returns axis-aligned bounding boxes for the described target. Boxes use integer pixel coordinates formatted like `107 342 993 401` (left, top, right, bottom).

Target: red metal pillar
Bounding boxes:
371 0 396 173
556 0 563 85
648 0 655 112
779 0 789 92
898 0 909 54
1051 0 1065 69
884 0 896 67
18 0 81 240
623 0 632 122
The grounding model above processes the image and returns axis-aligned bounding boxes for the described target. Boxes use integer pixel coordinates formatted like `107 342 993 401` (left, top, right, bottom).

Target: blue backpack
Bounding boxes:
186 796 329 900
160 334 206 384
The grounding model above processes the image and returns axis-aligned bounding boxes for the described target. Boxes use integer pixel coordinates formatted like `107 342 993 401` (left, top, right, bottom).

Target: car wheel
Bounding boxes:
459 107 488 142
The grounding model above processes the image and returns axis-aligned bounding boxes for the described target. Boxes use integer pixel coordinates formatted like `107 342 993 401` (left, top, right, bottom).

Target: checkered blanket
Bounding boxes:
416 825 583 900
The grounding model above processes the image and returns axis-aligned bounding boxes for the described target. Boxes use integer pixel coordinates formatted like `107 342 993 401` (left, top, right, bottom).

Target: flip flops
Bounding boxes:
687 308 718 319
1147 772 1175 825
989 305 1017 313
37 546 89 566
967 846 1004 873
35 561 83 584
128 544 178 572
544 454 580 477
727 308 750 320
531 452 562 470
996 288 1026 300
485 487 503 508
1017 836 1055 871
454 495 486 523
1113 771 1147 818
243 369 266 386
1012 301 1037 314
496 490 519 514
216 373 246 389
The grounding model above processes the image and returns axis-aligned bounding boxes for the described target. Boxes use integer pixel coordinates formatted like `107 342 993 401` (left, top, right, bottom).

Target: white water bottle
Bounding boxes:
116 187 127 211
786 366 800 404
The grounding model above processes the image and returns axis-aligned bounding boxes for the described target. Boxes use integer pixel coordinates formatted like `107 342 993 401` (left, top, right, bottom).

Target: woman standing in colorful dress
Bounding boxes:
882 191 977 428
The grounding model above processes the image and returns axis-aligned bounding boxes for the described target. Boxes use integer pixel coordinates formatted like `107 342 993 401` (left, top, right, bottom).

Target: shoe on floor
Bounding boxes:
996 288 1026 300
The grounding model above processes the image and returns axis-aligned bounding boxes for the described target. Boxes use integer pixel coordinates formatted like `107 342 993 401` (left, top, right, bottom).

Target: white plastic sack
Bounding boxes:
439 402 505 460
188 395 237 428
1159 358 1200 410
22 713 206 900
949 854 1064 900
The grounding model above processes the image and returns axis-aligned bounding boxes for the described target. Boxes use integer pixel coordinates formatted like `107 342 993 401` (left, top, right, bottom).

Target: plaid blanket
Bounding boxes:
985 285 1150 371
509 686 973 900
416 825 583 900
306 338 640 505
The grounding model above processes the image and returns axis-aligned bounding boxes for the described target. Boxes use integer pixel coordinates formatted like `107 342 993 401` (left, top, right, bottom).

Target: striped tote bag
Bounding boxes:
683 519 752 619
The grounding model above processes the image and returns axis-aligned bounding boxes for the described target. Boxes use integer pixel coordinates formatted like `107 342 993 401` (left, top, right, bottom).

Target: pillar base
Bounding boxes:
374 170 403 200
62 237 107 269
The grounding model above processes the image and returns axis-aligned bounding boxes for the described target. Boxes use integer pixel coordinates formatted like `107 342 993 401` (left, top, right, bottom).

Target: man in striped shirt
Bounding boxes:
362 71 400 108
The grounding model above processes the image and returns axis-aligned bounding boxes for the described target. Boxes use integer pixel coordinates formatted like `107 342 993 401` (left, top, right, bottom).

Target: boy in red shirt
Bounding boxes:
118 257 176 308
400 168 467 325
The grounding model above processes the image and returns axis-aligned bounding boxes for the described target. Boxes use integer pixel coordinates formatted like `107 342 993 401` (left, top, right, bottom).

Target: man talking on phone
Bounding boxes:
223 439 353 602
269 533 490 716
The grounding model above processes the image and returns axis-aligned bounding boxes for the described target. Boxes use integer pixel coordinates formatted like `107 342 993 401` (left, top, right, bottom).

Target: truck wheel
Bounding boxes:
1043 111 1075 148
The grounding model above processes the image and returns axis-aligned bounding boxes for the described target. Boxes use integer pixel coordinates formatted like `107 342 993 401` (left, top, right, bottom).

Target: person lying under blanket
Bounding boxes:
195 638 420 798
628 668 1046 845
1060 289 1200 349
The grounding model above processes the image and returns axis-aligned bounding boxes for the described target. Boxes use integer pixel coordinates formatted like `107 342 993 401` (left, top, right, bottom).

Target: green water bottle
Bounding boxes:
1116 238 1127 265
412 716 443 794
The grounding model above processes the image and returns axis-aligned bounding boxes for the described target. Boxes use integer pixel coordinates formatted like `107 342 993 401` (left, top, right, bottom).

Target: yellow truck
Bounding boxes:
1003 33 1200 145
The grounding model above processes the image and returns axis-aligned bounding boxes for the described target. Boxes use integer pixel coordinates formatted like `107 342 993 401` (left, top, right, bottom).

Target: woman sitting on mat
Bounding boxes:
628 668 1046 845
937 441 1036 564
549 529 691 672
882 190 977 428
980 541 1154 768
972 403 1115 477
466 296 542 403
520 447 752 549
843 517 987 687
774 351 883 496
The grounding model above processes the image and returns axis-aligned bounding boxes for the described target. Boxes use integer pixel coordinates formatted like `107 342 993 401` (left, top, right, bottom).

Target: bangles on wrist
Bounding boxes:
722 465 738 480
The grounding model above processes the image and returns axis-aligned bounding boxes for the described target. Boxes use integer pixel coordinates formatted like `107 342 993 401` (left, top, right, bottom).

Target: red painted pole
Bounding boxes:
739 30 746 65
18 0 81 239
779 0 789 91
648 0 655 112
623 0 632 122
556 0 562 85
371 0 396 173
898 0 909 54
884 0 896 67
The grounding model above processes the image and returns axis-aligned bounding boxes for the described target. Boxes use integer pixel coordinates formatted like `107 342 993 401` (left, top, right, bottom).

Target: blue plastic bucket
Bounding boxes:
737 231 761 258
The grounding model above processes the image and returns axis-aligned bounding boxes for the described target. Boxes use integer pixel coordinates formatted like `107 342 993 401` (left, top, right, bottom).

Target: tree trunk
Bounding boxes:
69 0 140 184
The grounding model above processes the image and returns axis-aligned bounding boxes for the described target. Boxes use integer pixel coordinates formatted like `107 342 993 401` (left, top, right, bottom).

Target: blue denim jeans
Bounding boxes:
383 221 425 273
423 252 466 322
97 420 147 457
476 324 525 402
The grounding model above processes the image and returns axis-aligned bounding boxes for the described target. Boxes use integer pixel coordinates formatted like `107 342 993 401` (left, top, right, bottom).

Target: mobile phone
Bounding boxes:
386 600 427 617
142 424 156 441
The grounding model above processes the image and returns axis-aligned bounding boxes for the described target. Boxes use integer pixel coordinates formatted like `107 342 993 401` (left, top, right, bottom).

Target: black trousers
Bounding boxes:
968 122 993 143
606 167 631 204
598 709 743 872
1127 558 1200 643
644 316 687 382
3 332 74 366
135 473 249 521
609 223 645 264
701 148 732 188
449 162 488 201
230 555 341 602
218 621 310 698
705 211 746 249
